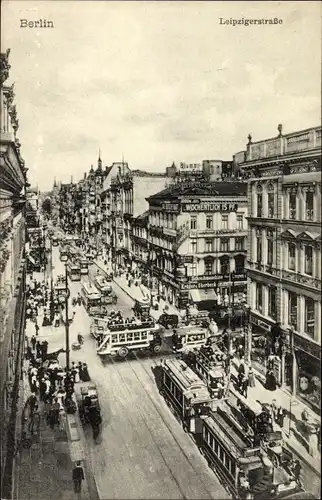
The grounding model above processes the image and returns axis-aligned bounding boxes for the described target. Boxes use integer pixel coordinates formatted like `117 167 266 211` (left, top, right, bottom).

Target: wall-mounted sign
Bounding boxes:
177 255 194 264
180 162 202 171
182 201 238 212
179 272 246 290
160 202 180 212
250 314 271 332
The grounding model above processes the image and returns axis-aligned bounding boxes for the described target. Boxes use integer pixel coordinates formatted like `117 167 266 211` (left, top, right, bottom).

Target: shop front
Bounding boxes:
249 313 282 382
294 334 321 414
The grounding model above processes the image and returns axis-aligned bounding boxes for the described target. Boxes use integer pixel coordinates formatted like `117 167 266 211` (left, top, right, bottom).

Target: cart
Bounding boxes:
78 384 101 425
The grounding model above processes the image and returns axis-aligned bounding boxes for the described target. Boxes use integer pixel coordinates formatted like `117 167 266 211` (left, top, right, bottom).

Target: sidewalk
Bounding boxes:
231 359 321 476
94 259 180 319
14 327 93 499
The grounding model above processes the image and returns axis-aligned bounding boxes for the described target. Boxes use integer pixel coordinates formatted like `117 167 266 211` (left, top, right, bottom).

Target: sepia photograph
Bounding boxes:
0 1 321 499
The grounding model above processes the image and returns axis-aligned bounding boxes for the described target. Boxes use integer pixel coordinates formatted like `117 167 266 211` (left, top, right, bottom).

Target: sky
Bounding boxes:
2 1 321 190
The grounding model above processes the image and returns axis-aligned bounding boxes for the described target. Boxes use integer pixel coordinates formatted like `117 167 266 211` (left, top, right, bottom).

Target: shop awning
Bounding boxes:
190 289 218 303
190 289 201 303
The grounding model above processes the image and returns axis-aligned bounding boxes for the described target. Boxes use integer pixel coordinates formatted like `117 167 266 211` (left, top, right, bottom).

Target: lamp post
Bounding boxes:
64 263 70 371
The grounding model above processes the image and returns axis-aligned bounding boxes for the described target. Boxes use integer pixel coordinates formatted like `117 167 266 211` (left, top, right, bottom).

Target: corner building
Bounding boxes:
146 181 248 309
237 125 321 412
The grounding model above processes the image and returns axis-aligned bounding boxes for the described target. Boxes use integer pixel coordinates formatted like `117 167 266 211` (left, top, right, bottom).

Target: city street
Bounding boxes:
26 245 230 500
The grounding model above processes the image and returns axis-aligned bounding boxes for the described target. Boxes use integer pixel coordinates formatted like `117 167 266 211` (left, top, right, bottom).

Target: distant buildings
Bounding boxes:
0 49 28 499
238 124 321 412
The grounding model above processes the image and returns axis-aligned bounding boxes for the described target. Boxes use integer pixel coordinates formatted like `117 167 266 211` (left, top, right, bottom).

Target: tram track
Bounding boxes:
107 356 189 500
118 353 229 499
132 355 233 497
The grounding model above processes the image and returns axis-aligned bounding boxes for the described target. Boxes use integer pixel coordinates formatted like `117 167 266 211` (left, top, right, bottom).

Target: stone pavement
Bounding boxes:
14 376 91 500
231 359 321 477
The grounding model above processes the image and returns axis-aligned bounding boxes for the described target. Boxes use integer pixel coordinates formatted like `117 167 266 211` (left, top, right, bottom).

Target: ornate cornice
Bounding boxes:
0 49 11 86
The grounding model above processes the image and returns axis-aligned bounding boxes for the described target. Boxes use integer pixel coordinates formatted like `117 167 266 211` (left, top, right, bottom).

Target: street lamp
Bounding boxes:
64 263 70 371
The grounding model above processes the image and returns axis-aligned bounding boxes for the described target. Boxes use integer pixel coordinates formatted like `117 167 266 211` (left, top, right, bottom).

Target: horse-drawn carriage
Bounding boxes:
78 384 101 425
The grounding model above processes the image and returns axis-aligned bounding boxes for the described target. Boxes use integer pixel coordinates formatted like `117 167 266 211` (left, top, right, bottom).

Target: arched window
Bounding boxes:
235 255 245 274
220 255 230 275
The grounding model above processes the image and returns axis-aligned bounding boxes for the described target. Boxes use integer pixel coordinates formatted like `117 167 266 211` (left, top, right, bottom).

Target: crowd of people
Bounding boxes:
104 310 154 331
25 343 92 434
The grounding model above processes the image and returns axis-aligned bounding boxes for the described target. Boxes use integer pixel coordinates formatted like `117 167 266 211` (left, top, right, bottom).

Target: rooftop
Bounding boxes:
146 180 248 202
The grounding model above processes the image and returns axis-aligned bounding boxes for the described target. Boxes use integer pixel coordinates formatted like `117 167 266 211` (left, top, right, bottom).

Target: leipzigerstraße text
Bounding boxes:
219 17 283 27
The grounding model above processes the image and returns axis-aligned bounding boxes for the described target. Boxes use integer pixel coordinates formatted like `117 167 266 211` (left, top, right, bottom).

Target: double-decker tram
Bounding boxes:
59 246 68 262
51 235 59 246
182 344 230 399
78 257 89 275
67 262 81 281
171 325 210 353
95 318 162 358
94 275 117 304
159 358 218 432
200 401 309 500
80 282 102 315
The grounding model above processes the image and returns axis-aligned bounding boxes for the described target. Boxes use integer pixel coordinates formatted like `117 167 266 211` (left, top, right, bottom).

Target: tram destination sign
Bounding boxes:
182 201 238 212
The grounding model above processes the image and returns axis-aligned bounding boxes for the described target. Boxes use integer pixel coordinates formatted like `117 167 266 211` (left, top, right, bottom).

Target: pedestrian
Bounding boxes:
35 322 39 336
292 459 302 486
276 406 286 427
72 461 84 493
36 341 42 359
42 340 49 359
30 374 39 394
27 393 38 417
28 404 41 434
82 363 91 382
248 367 256 388
31 335 37 350
241 375 249 398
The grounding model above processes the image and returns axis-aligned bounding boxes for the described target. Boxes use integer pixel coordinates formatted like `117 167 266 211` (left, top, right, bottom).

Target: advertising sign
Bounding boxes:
182 201 238 212
160 202 180 213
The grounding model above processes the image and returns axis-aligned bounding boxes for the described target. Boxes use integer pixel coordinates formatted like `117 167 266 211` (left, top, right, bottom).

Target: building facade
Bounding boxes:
238 124 321 412
108 166 169 269
146 180 248 309
0 49 28 498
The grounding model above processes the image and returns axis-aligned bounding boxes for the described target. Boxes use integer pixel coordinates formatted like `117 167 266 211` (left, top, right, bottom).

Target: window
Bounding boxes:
267 238 273 266
288 292 298 330
256 236 262 262
305 246 313 275
268 193 275 218
268 286 277 319
305 191 314 221
289 192 296 220
288 243 296 271
236 215 243 230
189 263 197 276
257 194 263 217
256 283 263 311
220 239 229 252
235 237 244 251
190 216 197 230
204 259 213 276
235 255 245 274
206 215 213 229
205 238 213 252
220 256 230 275
304 298 315 338
190 239 197 254
222 215 228 229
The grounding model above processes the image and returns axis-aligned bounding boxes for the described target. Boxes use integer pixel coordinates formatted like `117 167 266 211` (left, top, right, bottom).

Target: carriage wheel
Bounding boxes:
118 346 129 358
153 344 162 353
